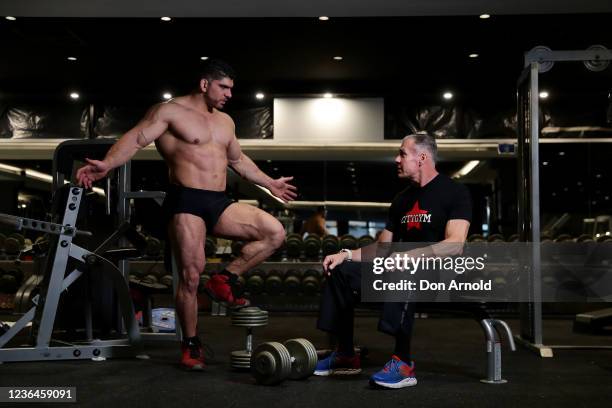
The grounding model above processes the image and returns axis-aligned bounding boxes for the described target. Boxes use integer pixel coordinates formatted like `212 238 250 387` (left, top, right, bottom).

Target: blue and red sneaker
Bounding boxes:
369 355 417 389
314 352 362 376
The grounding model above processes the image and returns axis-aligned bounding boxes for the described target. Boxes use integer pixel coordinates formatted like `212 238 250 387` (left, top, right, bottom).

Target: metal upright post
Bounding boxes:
528 62 543 347
36 188 82 346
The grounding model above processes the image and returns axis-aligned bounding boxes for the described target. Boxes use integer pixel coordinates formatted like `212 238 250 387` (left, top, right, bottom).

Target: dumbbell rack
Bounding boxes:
243 262 324 312
0 187 140 363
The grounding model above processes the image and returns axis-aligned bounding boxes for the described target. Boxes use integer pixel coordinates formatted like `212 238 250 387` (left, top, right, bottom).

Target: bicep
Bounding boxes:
444 219 470 242
130 105 170 147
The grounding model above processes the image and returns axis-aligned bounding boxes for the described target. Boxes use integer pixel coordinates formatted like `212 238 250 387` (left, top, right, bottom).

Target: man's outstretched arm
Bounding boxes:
76 104 171 188
227 131 297 203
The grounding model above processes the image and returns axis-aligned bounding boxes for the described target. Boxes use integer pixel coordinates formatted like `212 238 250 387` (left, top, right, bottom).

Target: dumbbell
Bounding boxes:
468 234 486 243
33 235 50 254
358 235 375 248
205 237 217 258
160 274 174 288
230 307 269 370
554 234 574 242
576 234 595 243
488 234 505 243
145 236 162 257
0 233 5 251
246 269 265 295
302 269 321 296
303 235 321 259
597 235 612 243
340 234 358 250
5 268 23 286
0 274 19 294
283 269 302 295
231 240 245 257
322 235 340 256
285 233 303 259
541 234 553 243
507 234 519 242
141 274 159 285
251 338 318 385
4 236 22 256
265 270 283 295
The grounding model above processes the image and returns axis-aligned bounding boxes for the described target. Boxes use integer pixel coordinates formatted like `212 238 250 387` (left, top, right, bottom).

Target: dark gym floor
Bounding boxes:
1 315 611 408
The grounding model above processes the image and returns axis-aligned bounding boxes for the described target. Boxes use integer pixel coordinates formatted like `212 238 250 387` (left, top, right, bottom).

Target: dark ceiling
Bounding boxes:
0 14 611 108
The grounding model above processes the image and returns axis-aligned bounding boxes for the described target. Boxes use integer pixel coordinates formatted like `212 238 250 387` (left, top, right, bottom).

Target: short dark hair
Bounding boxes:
199 58 236 82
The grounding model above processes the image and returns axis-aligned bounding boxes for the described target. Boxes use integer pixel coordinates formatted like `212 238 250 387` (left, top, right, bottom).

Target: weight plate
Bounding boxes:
251 342 291 385
232 319 268 324
232 324 268 328
233 307 268 315
529 46 554 73
231 350 252 369
284 338 317 380
231 319 269 325
584 45 610 72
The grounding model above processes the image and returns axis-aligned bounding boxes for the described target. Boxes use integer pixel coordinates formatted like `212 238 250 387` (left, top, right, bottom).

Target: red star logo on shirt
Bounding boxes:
405 201 429 230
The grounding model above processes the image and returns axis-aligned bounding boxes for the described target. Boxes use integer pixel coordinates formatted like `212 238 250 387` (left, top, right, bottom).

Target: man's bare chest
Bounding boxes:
167 112 232 146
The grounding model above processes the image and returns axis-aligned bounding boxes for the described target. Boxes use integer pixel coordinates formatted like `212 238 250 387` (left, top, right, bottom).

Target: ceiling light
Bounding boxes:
160 16 172 22
542 161 549 166
558 151 565 156
469 53 479 58
323 93 333 98
255 93 265 100
319 16 329 21
67 56 77 61
162 92 172 100
5 16 16 21
479 14 491 19
539 91 549 99
200 56 209 60
69 92 80 100
443 92 453 100
333 56 343 61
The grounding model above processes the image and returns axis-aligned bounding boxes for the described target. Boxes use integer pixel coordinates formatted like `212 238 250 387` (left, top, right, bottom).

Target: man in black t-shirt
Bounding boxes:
314 132 472 389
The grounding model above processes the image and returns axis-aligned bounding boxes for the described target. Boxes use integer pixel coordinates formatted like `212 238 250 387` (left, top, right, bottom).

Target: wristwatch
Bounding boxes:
339 248 352 261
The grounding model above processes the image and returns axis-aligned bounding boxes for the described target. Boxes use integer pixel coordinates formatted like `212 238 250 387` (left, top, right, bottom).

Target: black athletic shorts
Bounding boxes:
162 184 234 231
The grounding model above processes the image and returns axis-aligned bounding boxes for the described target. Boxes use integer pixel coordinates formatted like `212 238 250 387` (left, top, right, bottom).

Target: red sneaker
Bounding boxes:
204 273 250 309
180 343 205 371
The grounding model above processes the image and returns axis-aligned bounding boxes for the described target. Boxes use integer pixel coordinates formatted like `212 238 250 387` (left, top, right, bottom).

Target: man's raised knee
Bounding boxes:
268 221 286 249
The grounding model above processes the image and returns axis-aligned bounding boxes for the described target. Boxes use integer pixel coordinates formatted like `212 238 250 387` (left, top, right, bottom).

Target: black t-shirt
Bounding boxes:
385 174 472 242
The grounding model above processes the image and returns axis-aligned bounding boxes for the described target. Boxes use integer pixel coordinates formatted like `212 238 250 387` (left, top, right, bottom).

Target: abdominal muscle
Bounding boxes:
155 132 229 192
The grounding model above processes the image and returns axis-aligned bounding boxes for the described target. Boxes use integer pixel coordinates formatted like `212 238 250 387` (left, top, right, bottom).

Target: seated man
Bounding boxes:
315 132 472 389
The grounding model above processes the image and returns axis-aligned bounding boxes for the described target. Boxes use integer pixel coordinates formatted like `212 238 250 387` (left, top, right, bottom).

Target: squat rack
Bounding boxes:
516 45 612 357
